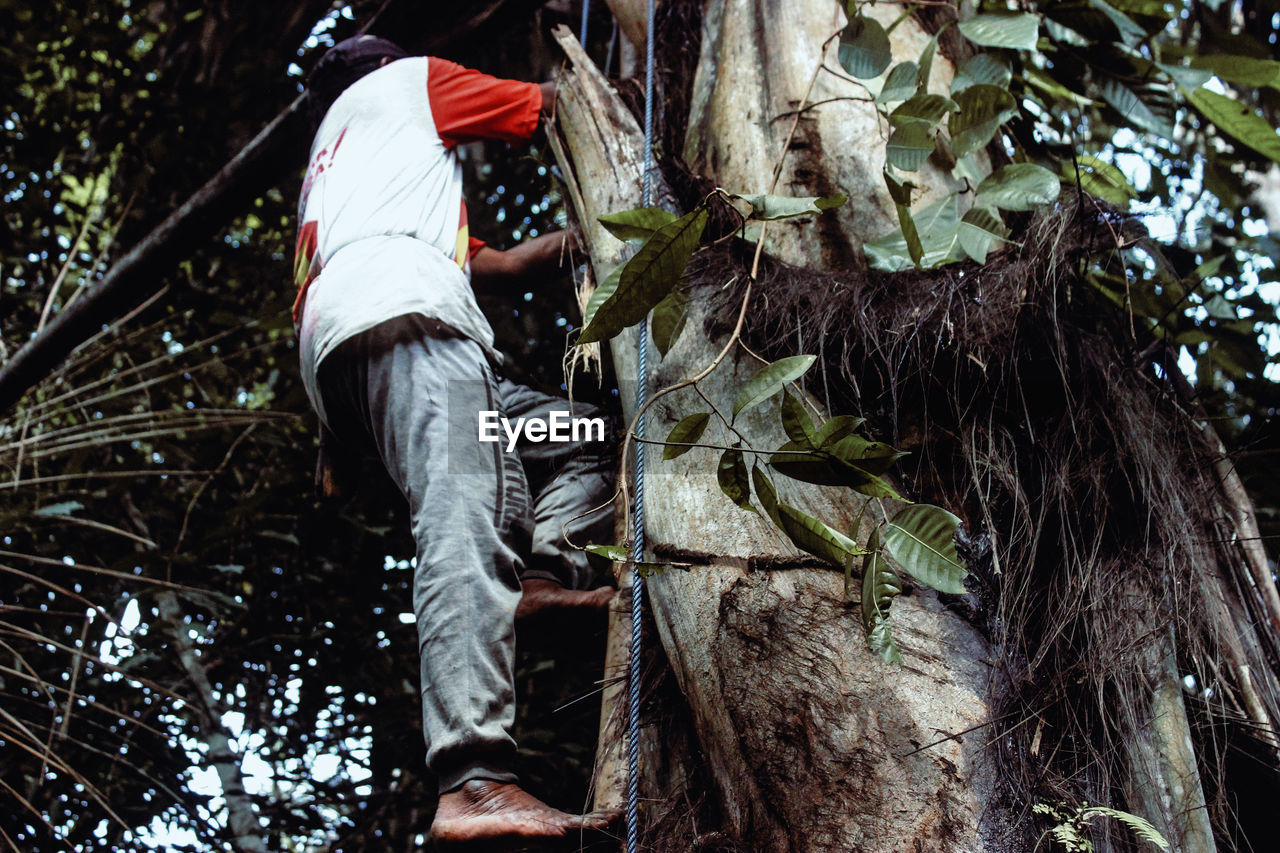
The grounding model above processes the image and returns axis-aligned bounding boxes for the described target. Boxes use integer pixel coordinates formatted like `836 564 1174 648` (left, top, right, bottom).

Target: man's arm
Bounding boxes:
428 59 544 145
470 231 576 294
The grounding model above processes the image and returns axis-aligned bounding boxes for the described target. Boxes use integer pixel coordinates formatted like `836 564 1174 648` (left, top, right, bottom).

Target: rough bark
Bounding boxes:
551 18 1016 851
682 0 967 269
1123 641 1216 853
552 1 1249 849
675 4 1222 844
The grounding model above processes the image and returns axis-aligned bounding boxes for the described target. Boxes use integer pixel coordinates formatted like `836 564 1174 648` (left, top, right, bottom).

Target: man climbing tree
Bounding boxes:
294 34 618 844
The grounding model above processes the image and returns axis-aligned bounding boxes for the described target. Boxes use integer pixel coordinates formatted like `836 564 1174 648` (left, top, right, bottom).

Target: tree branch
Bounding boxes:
0 0 553 415
157 591 268 853
0 96 308 414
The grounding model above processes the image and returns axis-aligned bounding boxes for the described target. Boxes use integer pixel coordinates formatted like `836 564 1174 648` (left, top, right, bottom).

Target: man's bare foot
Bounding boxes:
515 578 615 623
429 779 618 847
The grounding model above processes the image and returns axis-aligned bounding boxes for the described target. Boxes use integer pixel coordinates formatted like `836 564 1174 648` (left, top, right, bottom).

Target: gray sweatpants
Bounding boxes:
313 314 614 792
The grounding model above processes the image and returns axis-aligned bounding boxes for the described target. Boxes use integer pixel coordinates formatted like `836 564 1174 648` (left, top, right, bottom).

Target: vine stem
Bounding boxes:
617 280 753 543
693 383 751 448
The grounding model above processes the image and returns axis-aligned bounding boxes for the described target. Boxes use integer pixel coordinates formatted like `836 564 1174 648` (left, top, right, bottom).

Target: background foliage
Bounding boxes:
0 0 1277 850
1 1 616 849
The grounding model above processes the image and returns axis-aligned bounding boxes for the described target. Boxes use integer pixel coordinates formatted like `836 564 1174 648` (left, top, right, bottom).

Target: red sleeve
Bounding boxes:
427 57 542 147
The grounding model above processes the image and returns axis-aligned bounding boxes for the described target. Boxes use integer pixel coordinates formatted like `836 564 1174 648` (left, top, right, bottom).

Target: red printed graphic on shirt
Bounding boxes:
300 127 347 213
293 128 349 321
292 219 321 321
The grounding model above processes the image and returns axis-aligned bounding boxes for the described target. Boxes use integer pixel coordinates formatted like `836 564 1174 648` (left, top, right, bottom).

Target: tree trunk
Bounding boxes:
551 13 1015 850
551 2 1272 850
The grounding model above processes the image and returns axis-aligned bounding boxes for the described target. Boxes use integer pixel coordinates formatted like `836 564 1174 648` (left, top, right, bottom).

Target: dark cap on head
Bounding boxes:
305 35 409 130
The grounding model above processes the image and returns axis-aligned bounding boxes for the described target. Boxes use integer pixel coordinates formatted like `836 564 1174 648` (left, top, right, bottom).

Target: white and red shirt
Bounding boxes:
293 57 541 421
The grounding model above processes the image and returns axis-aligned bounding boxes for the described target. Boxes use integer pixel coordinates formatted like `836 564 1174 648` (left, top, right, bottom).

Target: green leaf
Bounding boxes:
951 152 987 186
1189 87 1280 165
1188 54 1280 90
732 355 818 418
751 464 784 530
860 529 899 616
768 444 905 499
883 170 915 206
848 471 907 501
717 448 756 514
1077 807 1171 850
886 123 935 172
932 130 957 171
1194 255 1227 281
34 500 85 516
951 54 1011 93
769 445 855 487
917 32 939 92
815 414 866 448
865 532 906 666
1065 154 1135 205
578 208 708 344
177 587 246 616
861 530 904 664
897 202 924 266
867 617 904 665
1098 77 1173 137
889 94 958 129
1154 61 1212 91
883 504 966 594
950 84 1018 158
975 163 1060 211
582 263 622 327
636 562 670 578
651 288 689 357
775 503 865 565
1087 0 1146 45
825 434 907 476
957 205 1007 264
1203 293 1239 321
864 195 963 272
1108 0 1174 29
877 61 919 105
663 412 710 460
957 13 1040 50
586 544 630 562
1042 17 1090 46
838 14 892 79
780 391 817 446
730 192 848 220
883 173 921 257
1021 66 1094 107
597 207 679 242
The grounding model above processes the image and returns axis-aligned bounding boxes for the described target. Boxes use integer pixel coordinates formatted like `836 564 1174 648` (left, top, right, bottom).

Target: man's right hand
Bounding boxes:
470 230 578 295
539 79 557 115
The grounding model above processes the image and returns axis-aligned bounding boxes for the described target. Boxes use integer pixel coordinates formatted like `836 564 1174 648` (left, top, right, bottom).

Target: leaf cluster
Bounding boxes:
604 350 968 665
